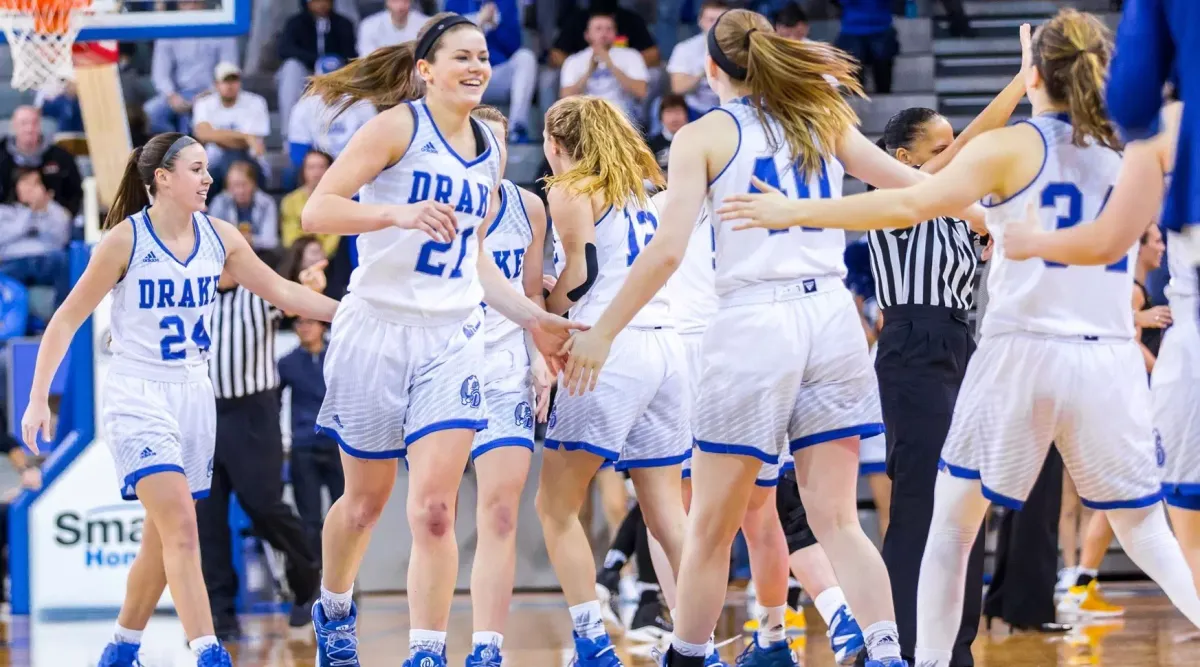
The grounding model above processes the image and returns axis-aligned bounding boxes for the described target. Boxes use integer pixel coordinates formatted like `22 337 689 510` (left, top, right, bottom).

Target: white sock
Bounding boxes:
473 631 503 649
409 629 447 655
637 581 661 596
671 636 707 657
864 621 902 661
756 605 787 646
320 584 354 621
113 623 143 645
814 587 848 627
570 600 607 639
603 550 627 570
914 648 952 667
1108 505 1200 628
189 636 219 656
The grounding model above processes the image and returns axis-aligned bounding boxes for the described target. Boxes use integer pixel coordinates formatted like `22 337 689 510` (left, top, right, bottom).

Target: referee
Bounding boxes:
194 258 325 638
868 109 984 666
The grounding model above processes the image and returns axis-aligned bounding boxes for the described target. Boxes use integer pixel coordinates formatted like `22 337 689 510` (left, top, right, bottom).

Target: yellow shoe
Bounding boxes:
1062 581 1124 618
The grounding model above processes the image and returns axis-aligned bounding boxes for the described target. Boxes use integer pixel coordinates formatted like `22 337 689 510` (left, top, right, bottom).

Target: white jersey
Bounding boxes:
109 209 226 375
665 202 717 336
570 195 671 328
483 179 536 346
288 94 377 158
706 98 848 297
983 114 1132 340
349 99 502 324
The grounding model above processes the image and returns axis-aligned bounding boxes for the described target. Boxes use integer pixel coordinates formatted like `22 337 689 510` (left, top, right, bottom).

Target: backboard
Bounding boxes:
1 0 249 43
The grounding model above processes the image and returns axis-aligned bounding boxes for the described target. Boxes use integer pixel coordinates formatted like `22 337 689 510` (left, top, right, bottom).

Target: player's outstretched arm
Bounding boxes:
23 223 133 452
215 218 340 321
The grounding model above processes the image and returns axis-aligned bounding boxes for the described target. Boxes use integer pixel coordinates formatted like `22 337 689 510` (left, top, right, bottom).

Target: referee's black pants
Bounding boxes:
876 305 984 666
196 390 319 627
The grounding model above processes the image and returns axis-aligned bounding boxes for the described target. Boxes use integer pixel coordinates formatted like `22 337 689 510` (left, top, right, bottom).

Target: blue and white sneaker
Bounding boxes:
97 641 142 667
195 644 234 667
864 659 909 667
404 649 447 667
465 641 503 667
827 605 866 665
313 600 360 666
706 650 730 667
569 632 624 667
733 635 798 666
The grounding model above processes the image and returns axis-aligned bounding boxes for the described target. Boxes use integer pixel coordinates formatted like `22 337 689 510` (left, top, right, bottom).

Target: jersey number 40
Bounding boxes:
752 157 828 235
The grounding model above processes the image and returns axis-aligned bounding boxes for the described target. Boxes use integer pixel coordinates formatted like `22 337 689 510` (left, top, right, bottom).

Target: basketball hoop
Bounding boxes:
0 0 95 91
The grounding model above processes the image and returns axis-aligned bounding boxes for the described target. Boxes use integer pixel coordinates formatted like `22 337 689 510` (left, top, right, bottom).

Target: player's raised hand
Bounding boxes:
528 311 589 376
559 329 612 396
1000 200 1043 261
1019 23 1033 79
717 177 805 231
21 400 52 455
298 259 328 293
391 201 458 243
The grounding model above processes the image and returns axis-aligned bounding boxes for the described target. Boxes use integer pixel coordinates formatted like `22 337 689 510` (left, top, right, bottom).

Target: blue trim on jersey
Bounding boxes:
124 213 139 277
316 424 407 460
510 181 535 238
1164 488 1200 510
938 458 981 480
471 436 535 460
1079 491 1163 511
595 204 614 227
693 440 776 464
487 184 510 237
120 463 188 501
981 119 1048 208
859 461 887 476
543 438 619 462
404 418 489 445
422 103 493 168
1163 482 1200 496
140 207 202 266
755 476 780 488
706 106 742 186
615 451 691 471
981 484 1024 510
406 100 420 151
201 212 227 262
790 423 885 451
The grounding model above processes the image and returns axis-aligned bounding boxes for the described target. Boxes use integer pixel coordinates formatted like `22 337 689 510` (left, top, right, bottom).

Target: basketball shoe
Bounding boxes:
97 641 141 667
313 600 360 666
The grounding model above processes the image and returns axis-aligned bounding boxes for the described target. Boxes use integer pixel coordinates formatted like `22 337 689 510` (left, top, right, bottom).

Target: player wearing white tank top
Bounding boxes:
297 14 582 667
557 10 982 667
722 10 1200 664
533 95 690 667
20 134 338 667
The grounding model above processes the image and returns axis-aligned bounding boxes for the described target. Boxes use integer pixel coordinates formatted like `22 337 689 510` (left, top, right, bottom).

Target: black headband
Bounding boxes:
159 135 196 169
707 11 750 81
414 14 476 62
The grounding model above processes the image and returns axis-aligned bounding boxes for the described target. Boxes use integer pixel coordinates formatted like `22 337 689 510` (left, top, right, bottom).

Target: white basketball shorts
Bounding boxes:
1153 313 1200 508
316 295 488 459
546 327 690 470
472 333 535 460
101 361 216 501
940 333 1163 510
693 278 884 466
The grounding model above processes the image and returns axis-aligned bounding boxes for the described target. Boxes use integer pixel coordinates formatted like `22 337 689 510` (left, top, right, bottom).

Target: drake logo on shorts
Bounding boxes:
514 401 534 429
461 375 482 408
1155 429 1166 468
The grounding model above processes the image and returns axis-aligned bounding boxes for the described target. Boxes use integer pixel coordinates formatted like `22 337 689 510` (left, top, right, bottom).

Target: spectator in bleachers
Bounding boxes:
208 161 280 253
445 0 539 142
646 93 688 169
836 0 898 94
0 106 83 216
35 83 84 138
277 0 358 134
0 168 71 306
774 1 811 40
192 62 271 196
142 4 239 134
357 0 430 55
285 56 376 187
280 150 339 257
666 0 726 121
560 11 650 122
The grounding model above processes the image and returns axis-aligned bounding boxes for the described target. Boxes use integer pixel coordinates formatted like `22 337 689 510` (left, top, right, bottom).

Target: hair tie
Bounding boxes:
414 14 475 62
707 11 748 80
744 28 758 49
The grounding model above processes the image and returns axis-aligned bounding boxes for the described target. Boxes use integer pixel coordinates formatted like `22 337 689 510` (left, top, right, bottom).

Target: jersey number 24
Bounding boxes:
159 315 211 361
1040 182 1126 272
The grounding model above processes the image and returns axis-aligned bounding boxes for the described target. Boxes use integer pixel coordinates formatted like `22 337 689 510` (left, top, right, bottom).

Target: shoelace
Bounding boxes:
325 628 360 667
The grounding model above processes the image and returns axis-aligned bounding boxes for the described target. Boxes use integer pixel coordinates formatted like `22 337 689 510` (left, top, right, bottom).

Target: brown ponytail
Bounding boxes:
104 132 196 230
1033 9 1120 151
712 9 865 177
306 12 482 116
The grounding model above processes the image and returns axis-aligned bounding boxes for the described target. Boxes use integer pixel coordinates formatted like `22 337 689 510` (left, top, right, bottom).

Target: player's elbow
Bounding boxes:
300 196 327 233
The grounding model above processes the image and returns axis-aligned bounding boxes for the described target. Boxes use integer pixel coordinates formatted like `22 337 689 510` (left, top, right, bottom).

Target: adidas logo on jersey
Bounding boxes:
139 447 155 459
421 141 438 154
142 251 159 264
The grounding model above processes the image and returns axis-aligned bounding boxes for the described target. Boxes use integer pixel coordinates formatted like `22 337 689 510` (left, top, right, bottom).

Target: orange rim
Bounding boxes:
0 0 91 34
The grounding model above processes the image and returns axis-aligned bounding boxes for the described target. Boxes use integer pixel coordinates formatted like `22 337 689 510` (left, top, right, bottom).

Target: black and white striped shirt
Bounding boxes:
867 217 979 310
208 285 281 399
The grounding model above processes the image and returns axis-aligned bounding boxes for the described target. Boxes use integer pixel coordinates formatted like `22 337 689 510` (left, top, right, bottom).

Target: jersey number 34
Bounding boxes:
1040 182 1127 272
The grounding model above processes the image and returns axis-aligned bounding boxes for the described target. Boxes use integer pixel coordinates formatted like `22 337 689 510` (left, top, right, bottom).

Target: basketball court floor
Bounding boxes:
2 584 1196 666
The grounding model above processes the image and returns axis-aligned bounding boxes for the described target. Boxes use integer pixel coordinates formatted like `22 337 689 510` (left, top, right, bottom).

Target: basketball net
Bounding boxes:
0 0 94 91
